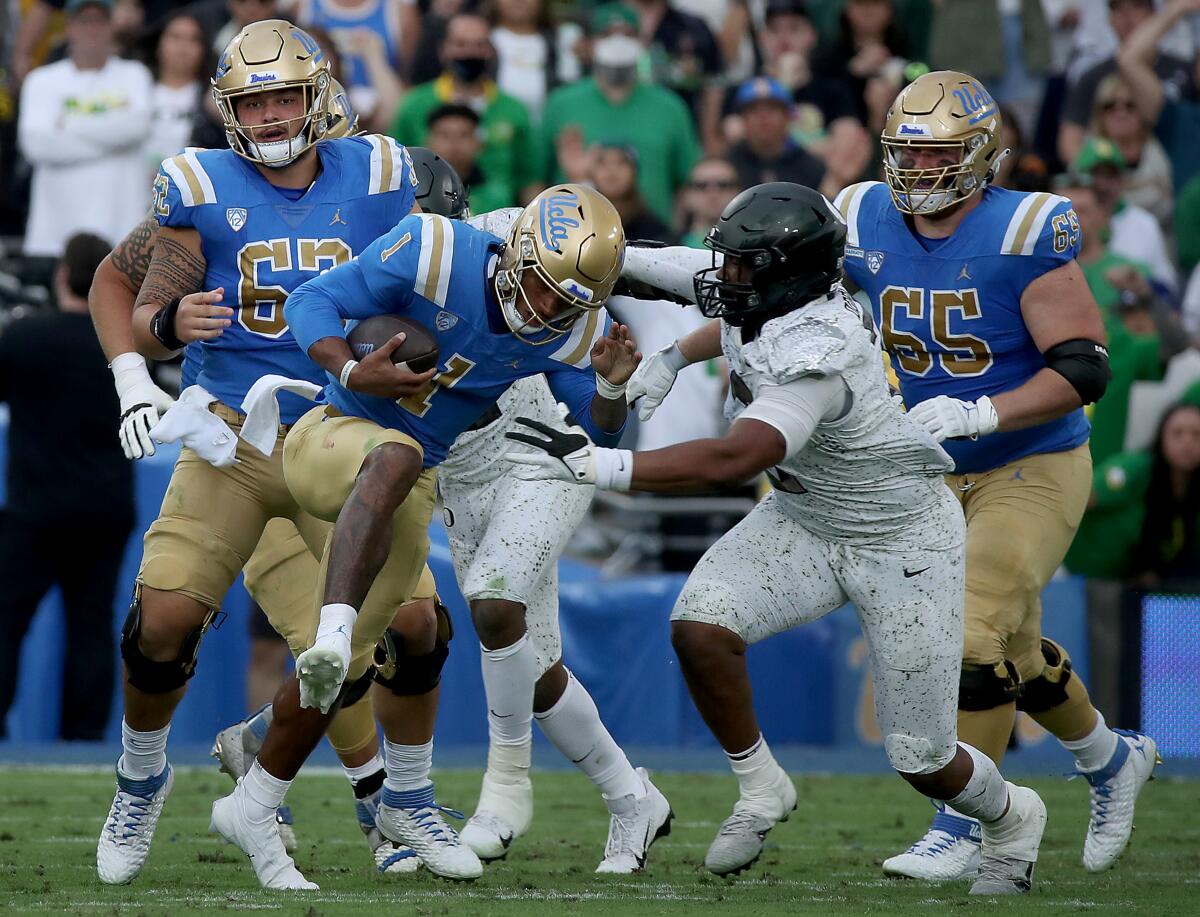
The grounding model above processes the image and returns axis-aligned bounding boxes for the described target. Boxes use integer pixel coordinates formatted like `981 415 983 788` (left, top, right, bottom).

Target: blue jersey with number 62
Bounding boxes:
152 135 417 422
834 181 1090 474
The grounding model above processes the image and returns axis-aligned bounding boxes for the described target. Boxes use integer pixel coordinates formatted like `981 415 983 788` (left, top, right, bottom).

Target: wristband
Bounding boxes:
595 374 627 400
149 296 185 352
339 359 359 388
663 342 692 372
593 448 634 491
110 352 152 400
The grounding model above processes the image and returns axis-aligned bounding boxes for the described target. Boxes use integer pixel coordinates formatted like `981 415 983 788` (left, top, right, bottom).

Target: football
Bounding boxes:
346 315 440 374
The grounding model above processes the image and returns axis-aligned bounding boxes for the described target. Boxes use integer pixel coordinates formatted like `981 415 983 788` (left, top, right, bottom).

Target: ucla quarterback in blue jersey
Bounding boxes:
98 20 474 894
285 209 627 464
232 186 634 890
836 70 1156 886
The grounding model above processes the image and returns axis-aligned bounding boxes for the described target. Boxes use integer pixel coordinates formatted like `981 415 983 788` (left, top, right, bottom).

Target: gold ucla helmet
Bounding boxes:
882 70 1006 216
494 184 625 343
212 20 331 167
321 78 359 139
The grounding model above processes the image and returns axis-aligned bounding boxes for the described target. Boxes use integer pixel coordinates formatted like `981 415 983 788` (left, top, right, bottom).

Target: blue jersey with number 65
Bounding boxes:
834 181 1090 474
152 135 417 422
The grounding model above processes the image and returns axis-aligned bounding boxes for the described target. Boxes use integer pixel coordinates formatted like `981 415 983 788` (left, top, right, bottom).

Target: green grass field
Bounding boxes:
0 766 1194 915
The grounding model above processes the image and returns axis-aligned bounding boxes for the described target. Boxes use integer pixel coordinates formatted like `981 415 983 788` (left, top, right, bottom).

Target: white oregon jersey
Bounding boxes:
722 285 953 543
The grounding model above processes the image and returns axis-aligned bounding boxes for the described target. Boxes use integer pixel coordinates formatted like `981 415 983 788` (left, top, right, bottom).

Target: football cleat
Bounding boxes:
295 644 348 714
969 784 1046 896
461 771 533 861
210 782 317 890
355 787 420 874
211 706 297 851
1080 729 1160 872
704 767 797 876
595 767 673 874
97 765 174 885
376 783 483 881
882 804 982 880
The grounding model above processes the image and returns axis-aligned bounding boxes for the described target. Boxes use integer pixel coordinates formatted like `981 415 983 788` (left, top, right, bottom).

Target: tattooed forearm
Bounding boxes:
109 214 159 290
134 230 207 310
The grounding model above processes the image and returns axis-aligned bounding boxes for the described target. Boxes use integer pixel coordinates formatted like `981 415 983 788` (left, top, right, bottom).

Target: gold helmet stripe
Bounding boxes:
163 152 216 207
1003 192 1061 256
414 214 454 306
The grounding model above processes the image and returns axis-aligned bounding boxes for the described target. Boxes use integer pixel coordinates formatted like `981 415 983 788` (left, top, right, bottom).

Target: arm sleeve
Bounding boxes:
545 366 627 446
737 375 846 460
621 244 713 303
284 220 419 351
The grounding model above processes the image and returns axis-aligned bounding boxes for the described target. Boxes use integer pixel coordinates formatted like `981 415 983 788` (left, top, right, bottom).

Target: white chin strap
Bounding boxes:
500 294 541 336
247 133 311 168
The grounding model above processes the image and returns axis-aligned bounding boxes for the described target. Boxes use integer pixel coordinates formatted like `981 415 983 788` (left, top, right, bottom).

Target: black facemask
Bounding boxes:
450 57 490 83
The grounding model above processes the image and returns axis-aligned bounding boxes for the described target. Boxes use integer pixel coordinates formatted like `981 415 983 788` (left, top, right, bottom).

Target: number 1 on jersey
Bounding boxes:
397 354 476 417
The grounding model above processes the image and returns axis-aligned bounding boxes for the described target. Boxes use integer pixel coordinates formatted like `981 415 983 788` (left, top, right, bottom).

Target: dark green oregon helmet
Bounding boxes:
694 182 846 326
408 147 470 220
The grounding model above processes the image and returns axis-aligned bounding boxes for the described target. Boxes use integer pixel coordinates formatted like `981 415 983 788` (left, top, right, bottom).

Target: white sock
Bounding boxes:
343 753 385 789
242 760 292 823
480 635 537 779
945 743 1009 824
728 734 783 798
1060 711 1120 772
384 739 433 792
535 669 643 809
314 603 356 664
119 719 170 780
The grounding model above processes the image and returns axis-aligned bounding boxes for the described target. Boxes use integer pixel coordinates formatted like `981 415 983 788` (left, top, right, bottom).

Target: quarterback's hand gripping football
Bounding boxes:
625 342 690 421
503 405 633 490
345 332 438 400
908 394 999 442
111 352 175 460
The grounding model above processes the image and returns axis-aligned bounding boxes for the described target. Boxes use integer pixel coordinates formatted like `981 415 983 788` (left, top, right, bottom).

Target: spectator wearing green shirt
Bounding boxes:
542 4 701 223
1066 402 1200 584
425 104 512 216
1059 175 1186 465
389 11 541 208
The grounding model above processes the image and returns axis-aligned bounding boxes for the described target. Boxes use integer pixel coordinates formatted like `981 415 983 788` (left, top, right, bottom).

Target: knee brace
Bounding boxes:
120 587 216 694
1015 638 1074 713
959 660 1022 712
337 665 377 708
373 600 453 696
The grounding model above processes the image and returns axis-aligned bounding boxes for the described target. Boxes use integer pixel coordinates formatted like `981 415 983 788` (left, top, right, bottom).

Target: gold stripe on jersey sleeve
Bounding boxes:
1007 192 1052 256
561 309 601 367
421 216 446 302
171 154 207 206
379 140 394 198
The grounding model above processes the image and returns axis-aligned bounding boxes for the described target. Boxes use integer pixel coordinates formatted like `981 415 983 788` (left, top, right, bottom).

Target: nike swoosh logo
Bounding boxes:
903 567 929 578
489 709 513 719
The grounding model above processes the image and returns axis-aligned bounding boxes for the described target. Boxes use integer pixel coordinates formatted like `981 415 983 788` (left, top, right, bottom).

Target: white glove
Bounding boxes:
625 342 691 421
503 404 633 490
111 352 175 460
907 395 999 443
